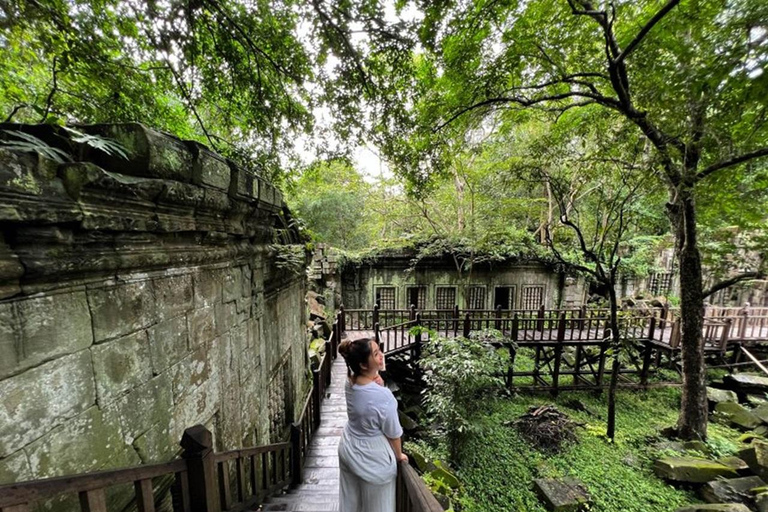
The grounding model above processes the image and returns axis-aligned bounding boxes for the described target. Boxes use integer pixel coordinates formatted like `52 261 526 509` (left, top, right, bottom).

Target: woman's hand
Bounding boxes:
373 374 385 386
398 453 408 463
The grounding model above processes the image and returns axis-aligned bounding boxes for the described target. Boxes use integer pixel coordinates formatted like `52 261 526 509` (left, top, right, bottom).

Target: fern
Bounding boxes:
0 130 70 163
61 126 129 160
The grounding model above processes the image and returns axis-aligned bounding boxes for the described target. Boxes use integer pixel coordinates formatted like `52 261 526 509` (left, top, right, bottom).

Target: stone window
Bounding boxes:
375 286 396 310
648 272 673 296
494 286 516 309
435 286 457 310
466 286 486 310
406 286 427 309
522 285 544 310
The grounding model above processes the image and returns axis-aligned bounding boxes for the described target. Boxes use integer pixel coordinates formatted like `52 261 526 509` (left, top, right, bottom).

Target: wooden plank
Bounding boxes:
1 505 30 512
236 457 246 502
78 489 107 512
173 471 191 512
134 478 155 512
217 461 232 511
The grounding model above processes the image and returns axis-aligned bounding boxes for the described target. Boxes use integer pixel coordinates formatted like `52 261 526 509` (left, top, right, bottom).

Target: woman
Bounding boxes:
337 337 408 512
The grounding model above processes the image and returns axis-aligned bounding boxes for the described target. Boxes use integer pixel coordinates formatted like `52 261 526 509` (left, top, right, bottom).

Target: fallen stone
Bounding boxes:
534 477 592 512
755 426 768 437
748 395 768 407
709 387 739 407
676 505 750 512
654 457 738 483
756 492 768 512
724 374 768 395
716 402 763 430
754 404 768 424
718 456 751 475
701 476 765 504
685 440 711 455
738 440 768 480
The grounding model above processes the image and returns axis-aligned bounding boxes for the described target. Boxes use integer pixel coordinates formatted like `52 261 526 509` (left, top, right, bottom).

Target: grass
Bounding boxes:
438 387 743 512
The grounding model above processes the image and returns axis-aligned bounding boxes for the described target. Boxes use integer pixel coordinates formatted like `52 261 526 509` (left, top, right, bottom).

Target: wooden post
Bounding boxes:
290 424 302 487
579 305 587 331
537 305 545 332
720 318 732 356
414 313 423 362
216 462 232 510
332 319 339 359
373 304 380 329
325 340 332 386
463 313 471 338
453 305 460 335
739 309 749 340
573 345 582 386
181 425 220 512
495 305 502 331
410 304 416 321
660 303 669 330
135 479 155 512
339 305 345 333
312 369 322 430
640 340 653 388
79 489 107 512
647 315 657 342
374 322 381 348
552 313 566 396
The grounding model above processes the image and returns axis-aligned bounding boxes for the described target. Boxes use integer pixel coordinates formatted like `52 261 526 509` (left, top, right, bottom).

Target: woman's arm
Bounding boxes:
387 436 408 462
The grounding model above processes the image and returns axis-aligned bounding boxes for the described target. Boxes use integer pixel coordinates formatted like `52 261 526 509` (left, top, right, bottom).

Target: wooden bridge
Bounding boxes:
0 317 442 512
342 305 768 393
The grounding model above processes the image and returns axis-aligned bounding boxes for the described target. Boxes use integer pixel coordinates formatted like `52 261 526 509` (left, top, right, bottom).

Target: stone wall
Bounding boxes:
0 124 308 492
341 253 587 310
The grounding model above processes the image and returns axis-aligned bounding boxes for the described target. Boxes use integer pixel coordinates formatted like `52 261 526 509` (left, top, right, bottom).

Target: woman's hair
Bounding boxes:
338 337 373 377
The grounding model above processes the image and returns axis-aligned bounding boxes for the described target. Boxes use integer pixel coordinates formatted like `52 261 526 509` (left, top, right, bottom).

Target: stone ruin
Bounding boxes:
0 124 309 493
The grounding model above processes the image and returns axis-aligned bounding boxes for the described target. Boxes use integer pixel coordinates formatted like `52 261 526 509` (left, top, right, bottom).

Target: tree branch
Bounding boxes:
696 147 768 181
3 104 28 123
40 56 58 122
703 271 765 299
614 0 681 64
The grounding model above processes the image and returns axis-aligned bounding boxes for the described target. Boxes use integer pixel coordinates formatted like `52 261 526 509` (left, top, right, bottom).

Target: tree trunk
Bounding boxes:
606 283 622 441
670 187 708 440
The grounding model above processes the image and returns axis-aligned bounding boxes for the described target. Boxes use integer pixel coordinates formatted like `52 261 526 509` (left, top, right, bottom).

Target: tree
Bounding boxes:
356 0 768 440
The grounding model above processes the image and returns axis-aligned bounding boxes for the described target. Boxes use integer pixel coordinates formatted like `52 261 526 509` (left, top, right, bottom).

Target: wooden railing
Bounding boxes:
396 462 443 512
0 319 341 512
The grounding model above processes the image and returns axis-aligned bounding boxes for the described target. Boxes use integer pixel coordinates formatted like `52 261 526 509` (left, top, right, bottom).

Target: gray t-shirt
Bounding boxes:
344 380 403 439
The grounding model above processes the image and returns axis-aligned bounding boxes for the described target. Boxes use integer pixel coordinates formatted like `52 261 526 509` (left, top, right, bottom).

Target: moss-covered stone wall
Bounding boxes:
341 256 586 310
0 124 308 491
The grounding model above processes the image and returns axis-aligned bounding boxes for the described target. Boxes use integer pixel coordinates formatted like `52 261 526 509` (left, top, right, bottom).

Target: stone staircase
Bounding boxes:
260 357 348 511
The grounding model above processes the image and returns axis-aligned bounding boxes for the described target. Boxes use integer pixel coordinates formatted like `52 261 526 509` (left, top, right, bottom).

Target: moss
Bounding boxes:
438 387 745 512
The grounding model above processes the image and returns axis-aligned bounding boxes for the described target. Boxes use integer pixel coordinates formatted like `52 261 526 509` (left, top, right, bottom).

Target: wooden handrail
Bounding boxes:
396 462 444 512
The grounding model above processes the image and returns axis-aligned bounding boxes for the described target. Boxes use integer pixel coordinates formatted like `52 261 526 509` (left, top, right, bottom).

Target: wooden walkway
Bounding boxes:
260 357 348 511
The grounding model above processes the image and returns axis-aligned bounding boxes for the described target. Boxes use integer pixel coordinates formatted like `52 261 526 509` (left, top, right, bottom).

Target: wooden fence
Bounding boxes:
0 321 341 512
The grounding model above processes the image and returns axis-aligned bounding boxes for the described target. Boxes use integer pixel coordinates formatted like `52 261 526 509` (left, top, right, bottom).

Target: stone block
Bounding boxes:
0 149 81 224
215 300 237 337
223 266 243 303
0 291 94 380
59 162 161 232
724 374 768 394
148 315 189 375
654 457 739 483
155 181 203 232
187 306 216 349
170 375 220 441
189 142 230 191
25 406 140 478
88 280 156 342
154 274 194 321
103 373 173 445
738 440 768 480
193 269 224 308
228 163 258 200
82 123 194 182
708 387 739 408
91 331 152 404
754 404 768 424
0 234 23 299
718 456 751 475
534 477 592 512
0 350 95 458
716 402 763 430
0 449 31 484
701 476 765 504
132 422 179 464
171 342 215 403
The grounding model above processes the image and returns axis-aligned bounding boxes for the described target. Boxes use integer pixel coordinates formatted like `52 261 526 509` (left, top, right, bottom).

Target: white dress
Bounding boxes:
338 379 403 512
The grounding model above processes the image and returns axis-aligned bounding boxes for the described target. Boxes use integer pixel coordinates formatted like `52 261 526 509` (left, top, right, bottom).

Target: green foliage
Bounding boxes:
453 388 743 512
0 130 69 162
420 331 506 461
